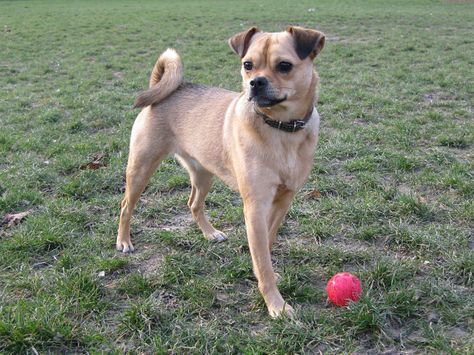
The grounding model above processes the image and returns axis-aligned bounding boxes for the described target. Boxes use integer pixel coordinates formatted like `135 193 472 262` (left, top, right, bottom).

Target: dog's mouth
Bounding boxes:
248 93 287 107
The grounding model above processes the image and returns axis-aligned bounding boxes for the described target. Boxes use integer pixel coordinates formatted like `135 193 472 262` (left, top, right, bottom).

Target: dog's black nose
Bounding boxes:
250 76 268 89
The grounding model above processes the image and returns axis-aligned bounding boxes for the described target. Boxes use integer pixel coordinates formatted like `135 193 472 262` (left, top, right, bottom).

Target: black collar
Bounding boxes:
254 106 314 133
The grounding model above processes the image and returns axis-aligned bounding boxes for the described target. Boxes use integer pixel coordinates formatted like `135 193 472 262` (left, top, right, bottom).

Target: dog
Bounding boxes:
117 26 325 317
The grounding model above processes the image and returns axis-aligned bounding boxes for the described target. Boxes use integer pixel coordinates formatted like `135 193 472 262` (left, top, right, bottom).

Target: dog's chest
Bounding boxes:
271 133 317 190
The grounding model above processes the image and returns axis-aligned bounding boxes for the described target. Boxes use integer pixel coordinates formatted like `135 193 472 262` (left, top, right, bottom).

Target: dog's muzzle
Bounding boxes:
248 76 287 107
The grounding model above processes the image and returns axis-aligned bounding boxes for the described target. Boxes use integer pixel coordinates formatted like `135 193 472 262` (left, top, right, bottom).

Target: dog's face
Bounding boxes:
229 26 325 116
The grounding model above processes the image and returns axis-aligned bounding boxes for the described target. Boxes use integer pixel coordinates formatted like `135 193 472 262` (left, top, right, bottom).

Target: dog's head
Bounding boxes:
229 26 325 118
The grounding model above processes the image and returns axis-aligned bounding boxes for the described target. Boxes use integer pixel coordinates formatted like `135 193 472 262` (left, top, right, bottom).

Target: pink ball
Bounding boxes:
326 272 362 307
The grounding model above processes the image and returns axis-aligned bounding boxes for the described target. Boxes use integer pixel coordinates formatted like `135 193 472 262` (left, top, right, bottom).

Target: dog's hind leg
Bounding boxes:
176 154 228 242
117 113 171 252
117 158 163 252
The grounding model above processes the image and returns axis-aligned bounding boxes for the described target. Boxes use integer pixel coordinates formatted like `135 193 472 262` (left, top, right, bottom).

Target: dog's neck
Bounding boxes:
253 105 314 133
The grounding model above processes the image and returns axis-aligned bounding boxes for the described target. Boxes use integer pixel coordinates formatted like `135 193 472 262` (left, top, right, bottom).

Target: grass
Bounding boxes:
1 0 473 353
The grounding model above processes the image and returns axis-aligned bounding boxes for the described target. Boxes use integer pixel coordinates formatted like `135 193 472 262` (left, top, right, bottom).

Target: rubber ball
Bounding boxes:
326 272 361 307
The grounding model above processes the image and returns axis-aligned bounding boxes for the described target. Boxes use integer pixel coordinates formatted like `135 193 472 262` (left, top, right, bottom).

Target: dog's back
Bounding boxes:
150 82 239 187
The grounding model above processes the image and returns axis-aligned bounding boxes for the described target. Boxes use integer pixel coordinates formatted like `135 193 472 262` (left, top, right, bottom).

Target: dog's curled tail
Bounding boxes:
134 48 183 108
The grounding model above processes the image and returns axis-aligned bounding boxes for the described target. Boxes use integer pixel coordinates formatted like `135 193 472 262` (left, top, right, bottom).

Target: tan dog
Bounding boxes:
117 26 325 317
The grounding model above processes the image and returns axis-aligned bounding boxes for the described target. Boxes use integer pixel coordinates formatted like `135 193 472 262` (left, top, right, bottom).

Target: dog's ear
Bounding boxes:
228 27 260 58
286 26 325 60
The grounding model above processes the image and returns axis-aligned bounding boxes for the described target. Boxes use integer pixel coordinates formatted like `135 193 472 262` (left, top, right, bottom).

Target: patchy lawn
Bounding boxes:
1 0 473 353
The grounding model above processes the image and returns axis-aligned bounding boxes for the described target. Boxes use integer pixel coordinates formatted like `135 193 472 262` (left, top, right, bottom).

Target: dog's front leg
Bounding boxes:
267 189 296 252
243 197 294 318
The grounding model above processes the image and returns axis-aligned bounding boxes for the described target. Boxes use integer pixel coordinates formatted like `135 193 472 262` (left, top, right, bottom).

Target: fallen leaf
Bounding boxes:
1 211 30 228
306 188 322 199
80 153 107 170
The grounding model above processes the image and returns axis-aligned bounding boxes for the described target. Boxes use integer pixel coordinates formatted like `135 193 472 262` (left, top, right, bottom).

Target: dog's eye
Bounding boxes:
243 61 253 71
277 61 293 73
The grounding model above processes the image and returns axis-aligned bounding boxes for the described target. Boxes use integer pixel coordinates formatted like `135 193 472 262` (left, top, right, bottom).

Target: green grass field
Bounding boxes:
1 0 473 353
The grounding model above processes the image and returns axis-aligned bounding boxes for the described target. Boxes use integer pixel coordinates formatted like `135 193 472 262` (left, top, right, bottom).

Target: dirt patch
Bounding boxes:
139 253 164 275
445 327 470 339
249 323 270 336
161 214 193 232
420 91 457 108
325 234 372 254
152 290 179 308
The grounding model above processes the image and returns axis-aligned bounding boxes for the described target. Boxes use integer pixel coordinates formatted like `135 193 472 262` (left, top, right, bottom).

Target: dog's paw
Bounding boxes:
116 240 135 253
205 230 228 243
268 302 295 319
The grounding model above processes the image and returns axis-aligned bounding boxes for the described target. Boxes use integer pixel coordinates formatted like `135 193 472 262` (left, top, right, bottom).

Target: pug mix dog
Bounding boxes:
117 26 325 317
